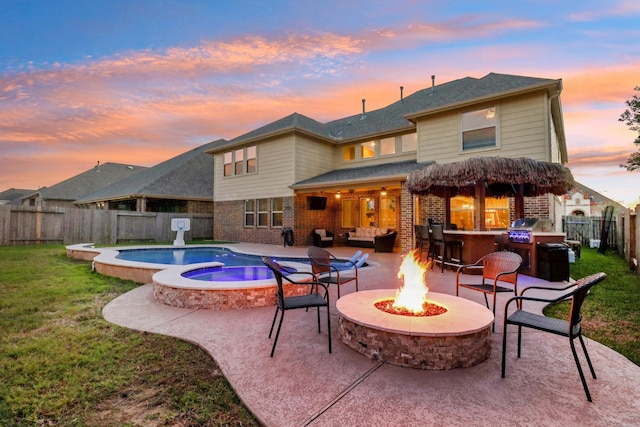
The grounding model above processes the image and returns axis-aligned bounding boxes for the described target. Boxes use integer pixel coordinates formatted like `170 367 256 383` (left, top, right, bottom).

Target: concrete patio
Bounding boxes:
103 244 640 426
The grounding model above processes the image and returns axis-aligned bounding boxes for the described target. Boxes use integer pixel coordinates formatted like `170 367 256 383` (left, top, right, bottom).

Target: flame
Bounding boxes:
392 248 430 314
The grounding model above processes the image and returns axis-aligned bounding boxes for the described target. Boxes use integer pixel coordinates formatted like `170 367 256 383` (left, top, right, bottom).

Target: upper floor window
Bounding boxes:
380 137 396 156
343 133 417 162
360 141 375 158
224 145 257 176
401 133 417 152
343 145 356 161
461 107 497 151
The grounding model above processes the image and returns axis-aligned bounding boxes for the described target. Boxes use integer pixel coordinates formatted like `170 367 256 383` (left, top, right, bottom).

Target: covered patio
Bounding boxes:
103 244 640 426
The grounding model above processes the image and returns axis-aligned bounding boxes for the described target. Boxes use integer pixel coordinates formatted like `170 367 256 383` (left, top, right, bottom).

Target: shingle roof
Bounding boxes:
0 188 36 205
75 140 223 204
23 163 147 202
211 73 559 150
291 160 434 189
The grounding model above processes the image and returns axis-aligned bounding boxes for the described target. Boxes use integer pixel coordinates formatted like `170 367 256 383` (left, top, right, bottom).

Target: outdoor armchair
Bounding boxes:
262 257 331 357
312 228 334 247
456 251 522 330
307 246 359 298
501 272 607 402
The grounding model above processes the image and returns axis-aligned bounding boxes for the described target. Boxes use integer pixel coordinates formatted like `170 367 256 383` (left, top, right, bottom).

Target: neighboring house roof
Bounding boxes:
75 140 224 204
23 162 147 203
0 188 36 205
210 72 561 152
290 160 434 189
568 182 626 210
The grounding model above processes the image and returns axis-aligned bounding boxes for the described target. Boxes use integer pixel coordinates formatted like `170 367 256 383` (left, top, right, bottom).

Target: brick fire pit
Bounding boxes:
336 290 494 370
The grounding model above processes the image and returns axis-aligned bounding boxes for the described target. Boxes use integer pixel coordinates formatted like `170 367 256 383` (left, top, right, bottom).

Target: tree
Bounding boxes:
620 86 640 171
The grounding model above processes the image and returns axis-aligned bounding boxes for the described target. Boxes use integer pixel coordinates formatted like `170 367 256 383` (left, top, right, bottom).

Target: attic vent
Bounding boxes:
127 166 134 170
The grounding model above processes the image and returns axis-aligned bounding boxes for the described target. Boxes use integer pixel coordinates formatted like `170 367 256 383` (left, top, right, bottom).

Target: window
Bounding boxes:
223 146 257 176
343 146 356 161
450 195 509 230
257 198 269 227
244 199 255 227
342 199 356 228
360 198 375 227
380 137 395 156
223 152 233 176
271 198 283 227
246 146 257 173
401 133 417 152
360 141 375 158
462 107 497 150
234 149 244 175
380 196 396 228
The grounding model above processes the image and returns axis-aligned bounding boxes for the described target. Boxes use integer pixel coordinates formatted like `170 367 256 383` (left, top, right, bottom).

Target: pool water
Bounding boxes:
182 265 276 282
116 246 363 282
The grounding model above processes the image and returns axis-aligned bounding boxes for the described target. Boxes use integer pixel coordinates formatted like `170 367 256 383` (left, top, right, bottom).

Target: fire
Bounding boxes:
392 249 431 314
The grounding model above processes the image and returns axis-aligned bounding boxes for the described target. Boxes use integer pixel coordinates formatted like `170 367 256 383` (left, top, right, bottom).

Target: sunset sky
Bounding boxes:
1 1 639 206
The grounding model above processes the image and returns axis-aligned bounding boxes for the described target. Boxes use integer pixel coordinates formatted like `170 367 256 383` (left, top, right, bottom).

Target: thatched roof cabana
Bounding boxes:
407 157 575 228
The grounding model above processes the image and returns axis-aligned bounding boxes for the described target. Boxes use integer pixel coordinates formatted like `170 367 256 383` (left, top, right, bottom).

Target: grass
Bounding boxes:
544 247 640 366
2 244 638 425
0 245 259 427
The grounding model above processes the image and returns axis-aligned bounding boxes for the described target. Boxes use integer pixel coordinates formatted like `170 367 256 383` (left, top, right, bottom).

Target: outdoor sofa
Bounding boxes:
345 227 397 252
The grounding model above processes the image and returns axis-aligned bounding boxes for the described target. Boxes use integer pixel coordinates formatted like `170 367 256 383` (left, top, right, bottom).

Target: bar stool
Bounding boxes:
430 223 463 273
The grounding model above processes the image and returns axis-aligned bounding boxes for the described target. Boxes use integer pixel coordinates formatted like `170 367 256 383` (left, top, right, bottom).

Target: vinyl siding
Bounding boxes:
416 93 551 164
294 136 335 182
214 137 296 201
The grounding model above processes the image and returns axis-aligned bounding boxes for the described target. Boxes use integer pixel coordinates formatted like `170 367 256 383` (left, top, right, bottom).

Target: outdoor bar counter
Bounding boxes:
443 230 566 277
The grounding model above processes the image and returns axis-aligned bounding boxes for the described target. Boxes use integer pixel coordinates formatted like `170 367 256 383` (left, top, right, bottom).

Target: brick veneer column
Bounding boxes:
400 183 414 255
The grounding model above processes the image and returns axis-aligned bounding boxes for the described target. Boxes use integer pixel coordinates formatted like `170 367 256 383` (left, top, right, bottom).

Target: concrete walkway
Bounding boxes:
103 244 640 426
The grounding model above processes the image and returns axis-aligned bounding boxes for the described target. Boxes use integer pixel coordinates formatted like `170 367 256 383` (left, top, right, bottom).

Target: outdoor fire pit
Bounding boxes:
335 250 494 369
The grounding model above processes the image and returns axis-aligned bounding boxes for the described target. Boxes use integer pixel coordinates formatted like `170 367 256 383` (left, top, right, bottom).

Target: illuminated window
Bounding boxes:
360 141 375 158
380 196 396 228
450 195 509 230
342 199 356 228
360 198 376 227
343 146 356 161
462 107 498 150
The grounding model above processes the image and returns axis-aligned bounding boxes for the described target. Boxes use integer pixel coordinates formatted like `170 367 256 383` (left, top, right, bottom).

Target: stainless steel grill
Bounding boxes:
507 218 553 243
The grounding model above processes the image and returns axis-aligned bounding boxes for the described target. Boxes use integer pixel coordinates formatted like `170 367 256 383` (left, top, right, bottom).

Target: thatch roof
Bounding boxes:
407 157 574 198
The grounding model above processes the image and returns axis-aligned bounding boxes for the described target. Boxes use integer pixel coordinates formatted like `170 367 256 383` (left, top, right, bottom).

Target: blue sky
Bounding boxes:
1 0 639 206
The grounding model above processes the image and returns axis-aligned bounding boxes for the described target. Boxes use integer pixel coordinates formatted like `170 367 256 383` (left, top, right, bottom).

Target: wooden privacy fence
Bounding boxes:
0 206 213 246
562 215 617 250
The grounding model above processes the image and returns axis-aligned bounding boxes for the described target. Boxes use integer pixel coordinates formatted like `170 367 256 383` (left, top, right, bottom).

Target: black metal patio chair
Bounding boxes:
501 272 607 402
307 246 359 298
262 257 331 357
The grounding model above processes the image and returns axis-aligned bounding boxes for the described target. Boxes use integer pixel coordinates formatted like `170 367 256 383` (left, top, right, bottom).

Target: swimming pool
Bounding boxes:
66 243 371 310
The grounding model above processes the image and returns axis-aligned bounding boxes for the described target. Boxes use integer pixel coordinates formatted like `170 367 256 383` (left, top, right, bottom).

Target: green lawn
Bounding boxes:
0 245 258 427
545 247 640 366
1 244 637 425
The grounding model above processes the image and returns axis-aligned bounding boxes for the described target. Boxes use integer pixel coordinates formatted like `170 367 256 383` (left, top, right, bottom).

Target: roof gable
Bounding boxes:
75 139 223 203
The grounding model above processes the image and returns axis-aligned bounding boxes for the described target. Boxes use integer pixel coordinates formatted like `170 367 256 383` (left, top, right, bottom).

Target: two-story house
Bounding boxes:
207 73 567 253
